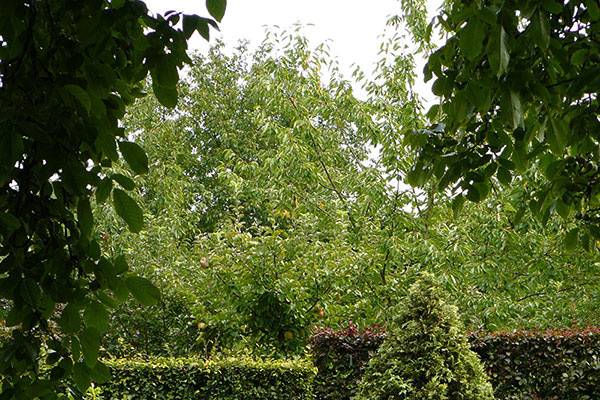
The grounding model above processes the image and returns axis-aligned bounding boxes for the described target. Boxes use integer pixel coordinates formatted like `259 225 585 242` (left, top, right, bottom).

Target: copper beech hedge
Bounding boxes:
310 325 600 400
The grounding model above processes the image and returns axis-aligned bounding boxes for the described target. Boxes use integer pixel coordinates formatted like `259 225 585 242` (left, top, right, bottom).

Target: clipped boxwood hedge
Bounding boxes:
97 357 316 399
310 325 600 400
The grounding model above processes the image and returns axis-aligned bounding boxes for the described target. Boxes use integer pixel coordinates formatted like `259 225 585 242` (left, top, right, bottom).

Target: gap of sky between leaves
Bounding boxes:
144 0 442 107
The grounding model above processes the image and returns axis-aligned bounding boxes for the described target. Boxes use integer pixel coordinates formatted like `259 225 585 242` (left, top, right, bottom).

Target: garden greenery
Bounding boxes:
355 273 494 400
311 325 600 400
93 357 316 400
0 0 224 397
97 28 600 359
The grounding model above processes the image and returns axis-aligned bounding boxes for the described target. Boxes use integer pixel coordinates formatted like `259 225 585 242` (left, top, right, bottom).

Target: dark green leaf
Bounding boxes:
152 81 178 108
77 197 93 240
571 49 587 66
487 25 510 77
531 11 550 50
63 84 91 114
113 255 129 275
111 173 135 191
112 189 144 233
459 19 486 60
59 304 81 334
79 328 101 368
72 362 91 392
206 0 227 22
497 167 512 185
125 276 161 306
83 301 109 333
153 57 179 88
118 141 149 175
0 212 21 234
96 177 113 204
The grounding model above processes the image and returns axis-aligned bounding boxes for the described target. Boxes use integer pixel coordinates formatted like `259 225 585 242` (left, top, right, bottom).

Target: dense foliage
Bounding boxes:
471 328 600 400
355 273 494 399
310 323 385 400
411 0 600 247
97 32 405 357
95 28 600 359
92 357 316 399
311 325 600 399
0 0 225 397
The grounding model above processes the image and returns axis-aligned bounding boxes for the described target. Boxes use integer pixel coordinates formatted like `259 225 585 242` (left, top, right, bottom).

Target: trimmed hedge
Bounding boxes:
310 326 600 400
97 357 317 399
310 323 385 400
470 328 600 400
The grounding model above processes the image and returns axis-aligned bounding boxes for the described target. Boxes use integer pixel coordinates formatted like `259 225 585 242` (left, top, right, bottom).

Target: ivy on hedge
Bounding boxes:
96 357 316 399
310 325 600 400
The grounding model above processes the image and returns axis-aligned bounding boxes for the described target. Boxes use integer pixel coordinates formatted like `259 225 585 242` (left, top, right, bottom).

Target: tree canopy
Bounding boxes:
410 0 600 249
0 0 225 397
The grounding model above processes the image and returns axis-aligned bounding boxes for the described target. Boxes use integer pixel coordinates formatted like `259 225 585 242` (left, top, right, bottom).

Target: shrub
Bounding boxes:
354 273 494 399
310 322 385 400
311 324 600 400
98 357 316 399
470 327 600 400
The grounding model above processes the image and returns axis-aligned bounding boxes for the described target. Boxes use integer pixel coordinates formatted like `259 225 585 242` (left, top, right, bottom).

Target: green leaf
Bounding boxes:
113 255 129 275
111 173 135 191
96 131 119 161
487 25 510 77
77 197 93 240
0 212 21 234
182 14 199 38
531 11 550 50
571 49 588 66
83 301 109 333
431 76 453 97
111 279 130 303
118 141 149 175
90 361 111 384
79 328 101 367
63 84 91 114
548 117 567 155
153 57 179 88
152 80 178 108
509 90 523 129
59 304 81 334
565 228 578 250
96 177 113 204
125 276 161 306
586 0 600 19
497 167 512 185
72 362 91 392
459 19 486 60
112 189 144 233
465 185 481 202
465 81 491 113
206 0 227 22
451 195 465 218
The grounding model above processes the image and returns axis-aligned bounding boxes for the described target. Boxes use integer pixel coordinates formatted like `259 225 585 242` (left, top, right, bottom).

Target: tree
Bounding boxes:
96 32 400 356
355 273 495 400
0 0 225 397
409 0 600 249
96 29 600 359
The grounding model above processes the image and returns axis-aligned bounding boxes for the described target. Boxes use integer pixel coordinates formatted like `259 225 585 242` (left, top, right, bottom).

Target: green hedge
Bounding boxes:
96 357 316 399
470 328 600 400
310 326 600 400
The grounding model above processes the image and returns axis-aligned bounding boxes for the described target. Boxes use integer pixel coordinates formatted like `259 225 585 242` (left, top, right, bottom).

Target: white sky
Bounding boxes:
144 0 442 104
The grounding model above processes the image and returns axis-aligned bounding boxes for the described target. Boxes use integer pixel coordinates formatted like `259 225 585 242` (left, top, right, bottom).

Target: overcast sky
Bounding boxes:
144 0 442 103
